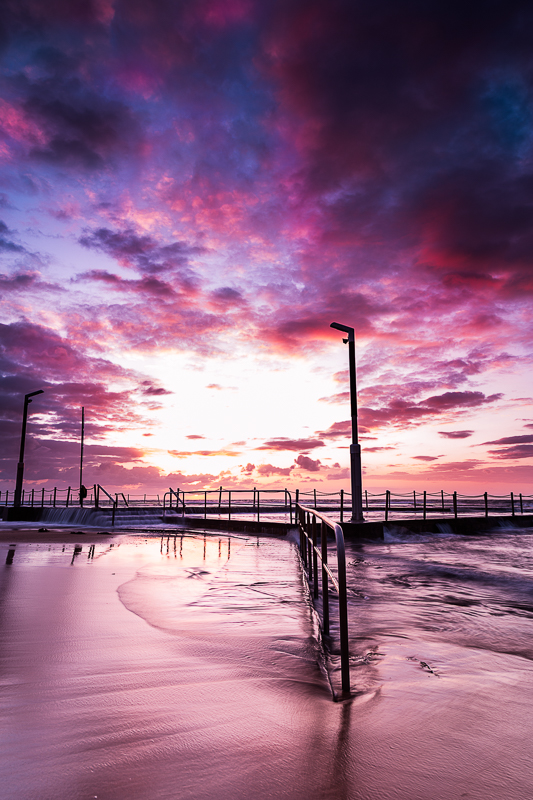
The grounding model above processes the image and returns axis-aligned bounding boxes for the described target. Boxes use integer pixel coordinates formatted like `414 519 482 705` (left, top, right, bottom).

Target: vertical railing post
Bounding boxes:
41 487 44 507
321 521 329 636
22 489 25 506
204 491 207 519
314 489 317 509
365 489 368 511
520 493 523 514
423 490 427 520
31 488 35 507
228 490 231 520
112 499 116 527
484 492 488 517
289 493 293 525
413 490 417 512
453 491 458 519
257 490 260 522
335 524 350 695
307 513 313 579
385 490 389 521
441 489 444 511
218 486 222 514
94 484 98 508
295 488 299 508
340 489 344 523
53 487 56 507
66 486 71 508
511 492 515 517
312 516 319 599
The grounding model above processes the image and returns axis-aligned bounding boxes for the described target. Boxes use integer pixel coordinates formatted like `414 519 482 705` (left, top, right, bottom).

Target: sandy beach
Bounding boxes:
2 527 533 800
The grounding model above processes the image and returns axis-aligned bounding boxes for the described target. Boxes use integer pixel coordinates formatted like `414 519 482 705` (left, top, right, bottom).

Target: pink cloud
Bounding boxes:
439 430 474 439
294 455 321 472
257 437 325 452
256 463 294 477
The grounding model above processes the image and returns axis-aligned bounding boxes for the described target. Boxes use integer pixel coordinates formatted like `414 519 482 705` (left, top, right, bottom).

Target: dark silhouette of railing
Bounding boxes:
297 503 350 697
1 485 531 522
162 487 294 523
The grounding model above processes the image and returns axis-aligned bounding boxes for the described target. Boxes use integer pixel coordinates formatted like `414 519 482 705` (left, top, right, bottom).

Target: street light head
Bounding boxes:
25 390 44 399
330 322 354 342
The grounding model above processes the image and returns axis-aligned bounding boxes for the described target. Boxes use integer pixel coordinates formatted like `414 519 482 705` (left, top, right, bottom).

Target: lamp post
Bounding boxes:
14 390 44 508
330 323 364 522
79 406 86 507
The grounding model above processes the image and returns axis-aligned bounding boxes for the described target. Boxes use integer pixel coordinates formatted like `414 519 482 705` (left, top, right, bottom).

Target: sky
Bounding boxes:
1 0 532 497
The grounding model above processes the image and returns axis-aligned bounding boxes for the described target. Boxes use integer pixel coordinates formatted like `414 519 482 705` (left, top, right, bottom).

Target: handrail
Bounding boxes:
297 503 350 697
97 484 115 504
3 485 532 519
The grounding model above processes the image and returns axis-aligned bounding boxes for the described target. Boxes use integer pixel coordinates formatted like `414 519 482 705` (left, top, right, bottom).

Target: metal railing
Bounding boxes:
295 489 533 520
1 485 531 522
162 488 294 523
297 503 350 697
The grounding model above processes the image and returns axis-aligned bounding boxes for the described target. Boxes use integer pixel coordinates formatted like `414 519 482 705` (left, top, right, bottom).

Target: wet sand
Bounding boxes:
1 531 346 800
2 528 533 799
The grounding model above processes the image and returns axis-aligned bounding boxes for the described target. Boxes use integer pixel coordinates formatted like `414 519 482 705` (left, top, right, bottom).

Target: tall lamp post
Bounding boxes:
14 389 44 508
330 323 364 522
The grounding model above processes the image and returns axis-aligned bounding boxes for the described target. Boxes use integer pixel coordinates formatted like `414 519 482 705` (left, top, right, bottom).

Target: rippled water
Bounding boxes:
1 527 533 799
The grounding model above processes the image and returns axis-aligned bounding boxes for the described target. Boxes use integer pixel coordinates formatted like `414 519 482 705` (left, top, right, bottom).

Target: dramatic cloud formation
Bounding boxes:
1 0 532 493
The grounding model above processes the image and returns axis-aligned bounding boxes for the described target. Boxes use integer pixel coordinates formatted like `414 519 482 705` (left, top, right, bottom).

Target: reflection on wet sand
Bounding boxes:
1 529 533 799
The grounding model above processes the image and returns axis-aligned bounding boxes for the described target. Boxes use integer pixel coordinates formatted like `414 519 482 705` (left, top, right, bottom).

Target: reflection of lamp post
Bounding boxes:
14 390 44 508
330 323 364 522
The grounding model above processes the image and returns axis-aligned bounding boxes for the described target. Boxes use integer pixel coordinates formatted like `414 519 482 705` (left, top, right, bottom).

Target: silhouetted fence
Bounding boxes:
1 485 532 522
297 503 350 696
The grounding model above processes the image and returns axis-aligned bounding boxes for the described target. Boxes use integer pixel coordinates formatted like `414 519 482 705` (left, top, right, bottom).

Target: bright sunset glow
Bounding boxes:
1 0 532 494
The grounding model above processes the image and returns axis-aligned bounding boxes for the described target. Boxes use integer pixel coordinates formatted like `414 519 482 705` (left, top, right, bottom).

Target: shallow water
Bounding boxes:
1 528 533 799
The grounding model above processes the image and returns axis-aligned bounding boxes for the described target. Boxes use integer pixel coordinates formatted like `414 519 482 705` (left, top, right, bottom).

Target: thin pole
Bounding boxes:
312 516 319 598
484 492 488 517
321 521 329 635
14 390 44 507
348 335 363 521
79 407 85 507
330 323 363 521
340 489 344 523
511 492 515 517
